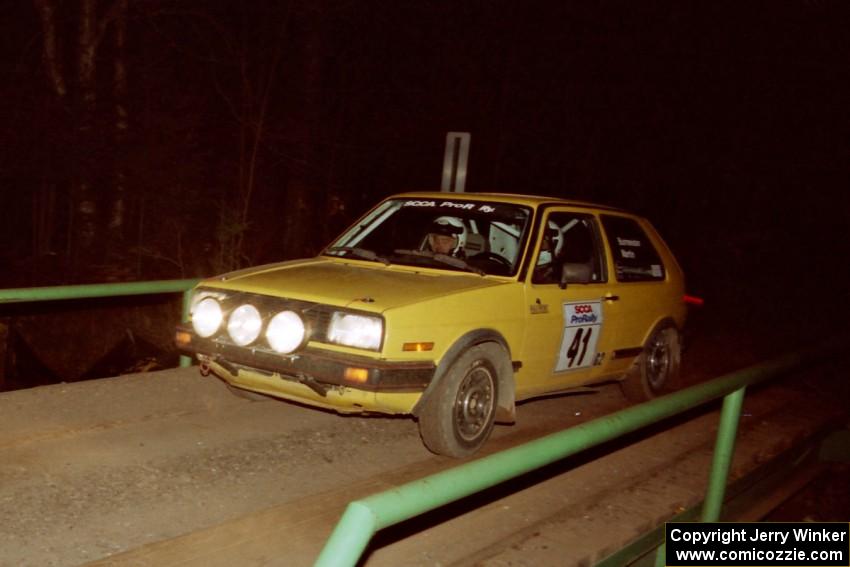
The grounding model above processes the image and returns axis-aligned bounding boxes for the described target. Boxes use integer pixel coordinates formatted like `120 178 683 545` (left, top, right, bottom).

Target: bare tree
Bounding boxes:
32 0 68 263
108 0 129 252
33 0 68 100
193 3 292 272
280 1 327 259
32 0 130 278
73 0 98 266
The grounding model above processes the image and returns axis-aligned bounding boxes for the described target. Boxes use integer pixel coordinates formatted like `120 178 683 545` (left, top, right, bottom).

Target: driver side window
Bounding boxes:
532 212 606 285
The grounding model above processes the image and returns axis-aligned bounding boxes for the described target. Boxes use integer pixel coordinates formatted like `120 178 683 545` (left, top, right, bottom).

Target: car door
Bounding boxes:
518 209 621 396
597 213 684 361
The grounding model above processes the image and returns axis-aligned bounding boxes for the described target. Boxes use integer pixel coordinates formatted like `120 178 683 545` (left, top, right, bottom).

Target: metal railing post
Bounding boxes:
701 386 746 522
654 543 666 567
653 385 746 567
0 279 200 370
180 289 194 367
315 337 846 566
314 502 378 567
0 279 200 303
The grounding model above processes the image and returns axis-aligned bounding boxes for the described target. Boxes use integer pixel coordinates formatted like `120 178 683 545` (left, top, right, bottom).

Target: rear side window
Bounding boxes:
601 215 665 282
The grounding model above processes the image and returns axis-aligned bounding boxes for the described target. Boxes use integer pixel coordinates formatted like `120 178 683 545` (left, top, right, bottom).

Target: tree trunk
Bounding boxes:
33 0 68 99
212 7 290 273
32 0 67 278
234 16 285 267
72 0 99 273
107 0 129 259
282 2 326 258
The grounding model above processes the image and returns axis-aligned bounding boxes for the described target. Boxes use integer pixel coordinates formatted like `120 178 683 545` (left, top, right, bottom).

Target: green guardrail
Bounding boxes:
315 336 847 567
0 279 201 367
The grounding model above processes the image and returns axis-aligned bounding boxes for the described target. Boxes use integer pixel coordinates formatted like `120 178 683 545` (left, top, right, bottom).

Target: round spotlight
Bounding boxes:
266 310 306 353
227 304 263 346
192 297 223 338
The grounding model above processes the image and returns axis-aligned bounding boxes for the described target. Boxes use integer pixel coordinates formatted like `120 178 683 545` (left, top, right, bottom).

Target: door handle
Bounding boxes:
604 294 620 302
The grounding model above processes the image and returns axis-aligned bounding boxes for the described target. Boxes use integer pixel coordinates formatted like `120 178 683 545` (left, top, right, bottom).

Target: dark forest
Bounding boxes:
1 0 849 322
1 2 849 551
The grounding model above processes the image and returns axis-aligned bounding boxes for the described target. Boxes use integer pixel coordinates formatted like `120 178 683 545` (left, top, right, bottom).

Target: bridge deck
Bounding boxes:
0 359 845 566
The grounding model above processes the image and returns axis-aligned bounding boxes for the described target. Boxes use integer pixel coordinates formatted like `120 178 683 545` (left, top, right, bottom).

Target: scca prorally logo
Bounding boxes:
569 303 598 325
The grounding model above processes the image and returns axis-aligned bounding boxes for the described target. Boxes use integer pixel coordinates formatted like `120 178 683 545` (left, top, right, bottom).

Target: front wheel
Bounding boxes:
418 343 503 458
620 325 681 402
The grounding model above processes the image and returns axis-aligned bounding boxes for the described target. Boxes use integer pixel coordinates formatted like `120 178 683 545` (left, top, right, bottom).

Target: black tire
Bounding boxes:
620 325 681 402
226 383 272 402
418 343 503 458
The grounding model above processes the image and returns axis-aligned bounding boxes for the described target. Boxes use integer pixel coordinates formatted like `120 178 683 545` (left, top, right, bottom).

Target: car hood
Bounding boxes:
202 257 507 312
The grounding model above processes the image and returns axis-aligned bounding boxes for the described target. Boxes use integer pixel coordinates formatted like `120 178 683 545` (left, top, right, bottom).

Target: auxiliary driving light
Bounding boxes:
227 304 263 346
265 310 307 353
192 297 224 338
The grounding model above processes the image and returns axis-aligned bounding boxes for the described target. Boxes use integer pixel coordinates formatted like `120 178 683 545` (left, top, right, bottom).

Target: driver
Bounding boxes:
426 216 467 258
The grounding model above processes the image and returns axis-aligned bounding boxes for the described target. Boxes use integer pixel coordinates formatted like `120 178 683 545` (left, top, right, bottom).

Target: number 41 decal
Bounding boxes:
565 327 593 368
555 301 603 372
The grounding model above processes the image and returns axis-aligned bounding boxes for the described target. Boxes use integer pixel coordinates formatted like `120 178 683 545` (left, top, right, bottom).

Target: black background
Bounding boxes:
1 1 849 335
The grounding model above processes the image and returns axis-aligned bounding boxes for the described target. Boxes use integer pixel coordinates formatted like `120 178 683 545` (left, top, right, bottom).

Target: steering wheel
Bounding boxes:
470 252 512 272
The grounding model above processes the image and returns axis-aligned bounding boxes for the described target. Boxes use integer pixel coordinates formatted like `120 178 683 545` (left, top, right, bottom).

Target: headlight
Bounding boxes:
328 312 383 350
266 310 307 353
192 297 223 338
227 304 263 346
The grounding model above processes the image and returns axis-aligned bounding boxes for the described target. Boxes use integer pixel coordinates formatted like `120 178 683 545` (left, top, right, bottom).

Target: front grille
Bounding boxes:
302 306 333 343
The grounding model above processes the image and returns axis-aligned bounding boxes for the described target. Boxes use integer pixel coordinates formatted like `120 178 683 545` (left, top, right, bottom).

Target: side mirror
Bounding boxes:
559 263 592 289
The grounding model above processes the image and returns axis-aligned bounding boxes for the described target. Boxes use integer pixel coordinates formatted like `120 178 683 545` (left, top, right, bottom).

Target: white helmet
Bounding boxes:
538 221 564 266
428 216 467 256
547 220 564 256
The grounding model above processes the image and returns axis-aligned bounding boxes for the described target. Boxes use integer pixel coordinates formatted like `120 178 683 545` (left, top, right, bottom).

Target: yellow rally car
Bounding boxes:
176 192 689 457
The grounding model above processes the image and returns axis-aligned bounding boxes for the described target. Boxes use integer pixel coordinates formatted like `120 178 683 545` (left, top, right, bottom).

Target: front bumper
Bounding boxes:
175 324 435 394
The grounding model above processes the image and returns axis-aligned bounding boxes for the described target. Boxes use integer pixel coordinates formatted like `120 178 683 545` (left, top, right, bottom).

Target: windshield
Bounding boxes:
324 197 533 276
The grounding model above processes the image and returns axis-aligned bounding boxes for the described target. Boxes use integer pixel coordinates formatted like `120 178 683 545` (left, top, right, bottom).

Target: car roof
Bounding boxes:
392 191 628 213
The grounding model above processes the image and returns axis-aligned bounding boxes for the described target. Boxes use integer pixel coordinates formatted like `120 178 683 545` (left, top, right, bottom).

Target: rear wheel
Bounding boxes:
418 343 503 458
620 325 681 402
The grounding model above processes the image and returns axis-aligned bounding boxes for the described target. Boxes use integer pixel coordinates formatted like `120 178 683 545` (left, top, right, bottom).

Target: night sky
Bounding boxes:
2 1 849 331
